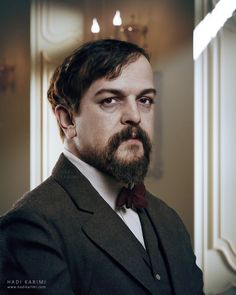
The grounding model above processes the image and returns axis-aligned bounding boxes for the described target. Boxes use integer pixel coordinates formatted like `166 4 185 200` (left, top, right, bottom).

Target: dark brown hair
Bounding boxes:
47 39 150 138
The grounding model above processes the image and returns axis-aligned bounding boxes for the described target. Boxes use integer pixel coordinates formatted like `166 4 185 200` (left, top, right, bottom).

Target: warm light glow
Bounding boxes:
194 0 236 60
91 18 100 33
113 10 122 26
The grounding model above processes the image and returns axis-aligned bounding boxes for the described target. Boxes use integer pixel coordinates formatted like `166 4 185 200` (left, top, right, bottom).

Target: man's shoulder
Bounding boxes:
146 191 188 233
17 176 64 206
1 176 69 222
146 191 176 214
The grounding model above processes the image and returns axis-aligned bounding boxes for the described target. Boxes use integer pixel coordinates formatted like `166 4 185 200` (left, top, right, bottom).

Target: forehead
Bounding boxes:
87 56 154 95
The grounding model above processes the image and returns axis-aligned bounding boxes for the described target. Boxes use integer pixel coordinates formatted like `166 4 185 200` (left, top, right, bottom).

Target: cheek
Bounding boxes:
76 117 113 149
87 112 121 144
141 113 154 141
147 127 154 142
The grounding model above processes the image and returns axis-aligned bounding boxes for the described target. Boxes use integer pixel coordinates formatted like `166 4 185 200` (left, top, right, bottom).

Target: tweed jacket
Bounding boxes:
0 154 204 294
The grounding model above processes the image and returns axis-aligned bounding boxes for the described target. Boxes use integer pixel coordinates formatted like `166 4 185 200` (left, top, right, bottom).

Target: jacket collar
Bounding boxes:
63 149 124 210
52 154 158 295
52 154 198 295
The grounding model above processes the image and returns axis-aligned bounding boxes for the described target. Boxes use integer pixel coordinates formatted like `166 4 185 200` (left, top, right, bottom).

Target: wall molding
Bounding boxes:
194 0 236 293
210 31 236 272
40 0 82 44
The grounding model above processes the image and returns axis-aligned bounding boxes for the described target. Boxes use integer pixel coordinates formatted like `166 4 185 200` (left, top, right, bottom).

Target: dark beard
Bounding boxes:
78 126 152 185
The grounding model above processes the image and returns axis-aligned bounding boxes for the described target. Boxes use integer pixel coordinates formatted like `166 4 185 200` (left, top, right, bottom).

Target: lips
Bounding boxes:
118 128 143 147
107 125 150 153
119 138 143 149
124 138 141 144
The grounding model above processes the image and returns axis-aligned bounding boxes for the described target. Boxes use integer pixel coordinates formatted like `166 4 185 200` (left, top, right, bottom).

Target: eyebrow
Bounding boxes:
94 88 157 97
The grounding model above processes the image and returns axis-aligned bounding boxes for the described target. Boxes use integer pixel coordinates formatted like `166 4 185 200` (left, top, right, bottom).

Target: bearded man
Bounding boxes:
0 39 204 295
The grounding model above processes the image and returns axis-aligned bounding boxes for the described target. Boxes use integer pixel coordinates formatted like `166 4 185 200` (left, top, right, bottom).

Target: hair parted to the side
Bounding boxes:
47 39 150 139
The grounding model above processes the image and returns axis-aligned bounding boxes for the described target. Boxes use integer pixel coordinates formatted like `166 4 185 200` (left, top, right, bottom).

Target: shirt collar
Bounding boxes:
63 148 124 210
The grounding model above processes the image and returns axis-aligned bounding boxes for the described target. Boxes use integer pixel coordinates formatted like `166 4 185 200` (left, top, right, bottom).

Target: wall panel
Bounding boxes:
194 1 236 293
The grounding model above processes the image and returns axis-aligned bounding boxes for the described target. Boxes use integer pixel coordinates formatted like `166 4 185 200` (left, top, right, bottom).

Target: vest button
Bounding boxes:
155 273 161 280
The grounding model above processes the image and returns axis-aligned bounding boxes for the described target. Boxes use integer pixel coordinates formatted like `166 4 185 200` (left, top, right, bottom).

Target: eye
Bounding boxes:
100 97 119 107
138 97 154 107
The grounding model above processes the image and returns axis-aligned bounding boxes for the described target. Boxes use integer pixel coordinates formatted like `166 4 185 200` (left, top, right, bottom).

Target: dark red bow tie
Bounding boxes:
116 183 148 209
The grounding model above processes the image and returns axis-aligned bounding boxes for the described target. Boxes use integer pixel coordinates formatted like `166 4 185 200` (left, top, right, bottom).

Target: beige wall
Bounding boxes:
0 0 194 240
0 0 30 215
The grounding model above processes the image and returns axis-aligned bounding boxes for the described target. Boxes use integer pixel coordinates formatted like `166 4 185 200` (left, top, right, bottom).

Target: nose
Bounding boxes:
120 99 141 126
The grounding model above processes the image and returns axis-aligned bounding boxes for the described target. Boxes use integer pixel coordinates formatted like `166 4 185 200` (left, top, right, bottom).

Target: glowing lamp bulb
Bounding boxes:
91 18 100 33
113 10 122 26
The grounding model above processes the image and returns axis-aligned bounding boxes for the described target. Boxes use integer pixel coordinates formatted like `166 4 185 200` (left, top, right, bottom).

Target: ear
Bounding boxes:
54 105 77 139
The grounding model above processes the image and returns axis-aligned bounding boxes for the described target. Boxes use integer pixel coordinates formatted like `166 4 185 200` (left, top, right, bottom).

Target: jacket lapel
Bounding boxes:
52 154 158 295
82 205 158 295
146 193 192 295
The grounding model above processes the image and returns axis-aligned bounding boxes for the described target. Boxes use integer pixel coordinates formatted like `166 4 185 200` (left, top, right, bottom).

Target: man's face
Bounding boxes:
73 56 155 184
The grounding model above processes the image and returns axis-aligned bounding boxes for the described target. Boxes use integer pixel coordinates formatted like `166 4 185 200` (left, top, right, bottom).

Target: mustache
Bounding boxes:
106 126 152 158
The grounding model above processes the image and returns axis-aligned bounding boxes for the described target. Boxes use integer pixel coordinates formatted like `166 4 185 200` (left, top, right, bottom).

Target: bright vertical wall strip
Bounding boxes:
193 0 236 60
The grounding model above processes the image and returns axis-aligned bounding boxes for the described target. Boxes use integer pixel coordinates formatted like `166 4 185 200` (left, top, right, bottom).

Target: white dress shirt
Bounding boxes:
63 149 146 248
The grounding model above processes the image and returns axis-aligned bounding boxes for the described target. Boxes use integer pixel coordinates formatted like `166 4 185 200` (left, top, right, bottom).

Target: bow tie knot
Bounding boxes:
116 183 148 209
